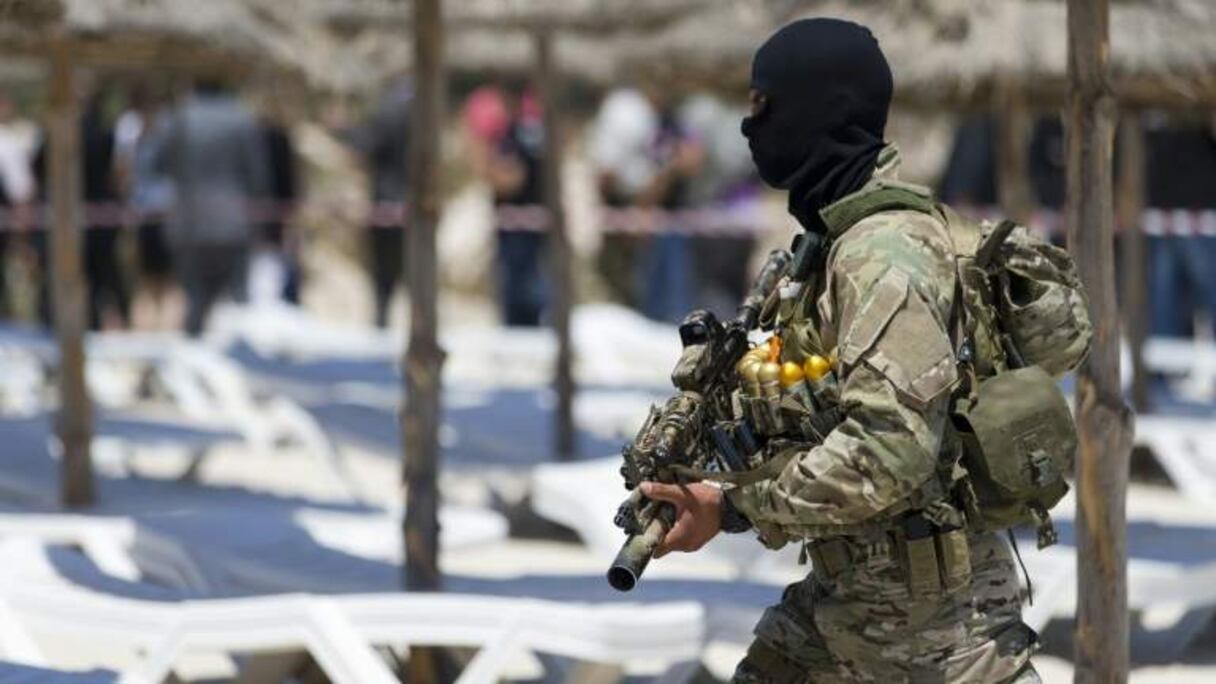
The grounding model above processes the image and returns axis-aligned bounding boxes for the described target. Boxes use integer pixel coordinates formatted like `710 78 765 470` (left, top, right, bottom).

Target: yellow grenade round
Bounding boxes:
779 361 805 388
737 357 762 396
803 355 832 382
758 362 782 398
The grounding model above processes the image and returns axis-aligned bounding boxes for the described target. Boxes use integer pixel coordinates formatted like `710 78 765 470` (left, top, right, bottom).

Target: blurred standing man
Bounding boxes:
353 78 411 329
80 92 128 329
639 20 1039 682
472 85 547 327
679 93 762 320
32 89 128 329
154 78 268 336
590 88 658 308
635 99 703 323
1144 117 1216 339
115 85 178 329
589 87 704 322
256 102 301 304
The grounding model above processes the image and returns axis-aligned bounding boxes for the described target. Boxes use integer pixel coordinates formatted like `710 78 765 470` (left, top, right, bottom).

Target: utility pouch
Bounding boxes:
953 365 1075 547
742 395 785 436
901 515 942 596
936 528 972 592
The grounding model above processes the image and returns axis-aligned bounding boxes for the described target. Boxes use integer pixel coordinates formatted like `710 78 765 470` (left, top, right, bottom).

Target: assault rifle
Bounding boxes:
606 247 794 592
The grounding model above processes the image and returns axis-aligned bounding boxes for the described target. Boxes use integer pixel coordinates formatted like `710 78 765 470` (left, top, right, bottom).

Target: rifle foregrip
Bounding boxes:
607 506 673 591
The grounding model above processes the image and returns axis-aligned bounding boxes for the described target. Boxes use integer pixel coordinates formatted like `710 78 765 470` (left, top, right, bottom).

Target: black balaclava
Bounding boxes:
741 18 893 232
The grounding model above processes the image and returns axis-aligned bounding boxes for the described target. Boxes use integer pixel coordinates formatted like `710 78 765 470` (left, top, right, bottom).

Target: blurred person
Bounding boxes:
468 83 547 327
1144 116 1216 338
351 78 410 328
678 93 763 320
1028 115 1067 213
635 19 1056 682
589 88 658 307
33 89 129 329
115 85 179 329
81 91 129 329
634 97 704 324
589 86 704 322
0 90 36 318
936 114 998 213
152 77 268 336
255 101 301 304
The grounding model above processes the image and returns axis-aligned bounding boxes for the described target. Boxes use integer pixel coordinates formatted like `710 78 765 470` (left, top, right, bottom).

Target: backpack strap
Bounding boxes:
819 180 936 237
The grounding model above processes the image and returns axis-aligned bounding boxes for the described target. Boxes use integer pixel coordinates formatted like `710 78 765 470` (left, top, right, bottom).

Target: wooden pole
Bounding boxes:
1066 1 1134 681
1116 113 1148 412
48 36 93 508
535 30 576 461
995 80 1033 225
403 0 444 594
404 0 445 679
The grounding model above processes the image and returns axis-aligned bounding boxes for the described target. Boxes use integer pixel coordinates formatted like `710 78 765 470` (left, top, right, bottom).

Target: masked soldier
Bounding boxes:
639 19 1042 682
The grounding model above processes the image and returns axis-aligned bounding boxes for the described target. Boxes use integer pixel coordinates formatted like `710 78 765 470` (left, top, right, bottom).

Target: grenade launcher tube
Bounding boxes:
607 504 676 591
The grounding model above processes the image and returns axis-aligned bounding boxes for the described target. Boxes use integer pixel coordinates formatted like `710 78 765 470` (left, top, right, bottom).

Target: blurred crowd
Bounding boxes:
0 80 300 336
461 81 762 327
1 76 1214 342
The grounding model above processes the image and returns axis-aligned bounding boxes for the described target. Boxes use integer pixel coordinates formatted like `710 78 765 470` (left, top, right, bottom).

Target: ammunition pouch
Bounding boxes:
952 365 1075 547
808 516 972 598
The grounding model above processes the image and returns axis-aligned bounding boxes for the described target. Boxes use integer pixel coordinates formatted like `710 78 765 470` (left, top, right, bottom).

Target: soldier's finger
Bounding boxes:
663 517 696 554
655 517 689 558
640 482 689 504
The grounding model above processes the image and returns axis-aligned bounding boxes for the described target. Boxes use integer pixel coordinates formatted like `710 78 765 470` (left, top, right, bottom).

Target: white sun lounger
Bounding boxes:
130 505 509 596
1143 337 1216 402
0 328 364 501
0 539 705 684
1134 415 1216 500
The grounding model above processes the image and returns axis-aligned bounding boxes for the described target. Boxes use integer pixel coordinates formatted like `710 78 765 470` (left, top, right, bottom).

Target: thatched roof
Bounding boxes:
19 0 1211 108
324 0 706 33
0 0 705 93
0 0 328 86
626 0 1216 108
314 0 705 88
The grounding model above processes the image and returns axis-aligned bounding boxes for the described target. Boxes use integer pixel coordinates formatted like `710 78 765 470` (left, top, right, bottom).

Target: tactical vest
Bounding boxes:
818 180 1092 548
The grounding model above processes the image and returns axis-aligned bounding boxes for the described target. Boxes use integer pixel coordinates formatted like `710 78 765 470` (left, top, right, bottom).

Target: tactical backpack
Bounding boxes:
826 181 1093 547
935 204 1092 547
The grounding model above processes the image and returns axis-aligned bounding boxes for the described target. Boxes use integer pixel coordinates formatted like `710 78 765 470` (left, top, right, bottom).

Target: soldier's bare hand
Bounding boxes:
639 482 722 558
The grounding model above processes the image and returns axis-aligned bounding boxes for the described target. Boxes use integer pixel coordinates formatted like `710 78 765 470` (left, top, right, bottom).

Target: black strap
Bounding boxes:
1006 528 1034 606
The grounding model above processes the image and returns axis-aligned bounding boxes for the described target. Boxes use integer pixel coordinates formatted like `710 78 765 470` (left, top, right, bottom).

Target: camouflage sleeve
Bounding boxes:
728 216 959 532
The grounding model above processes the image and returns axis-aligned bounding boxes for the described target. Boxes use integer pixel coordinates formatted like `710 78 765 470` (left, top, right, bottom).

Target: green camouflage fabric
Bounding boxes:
732 532 1038 683
727 146 958 534
991 225 1092 377
726 146 1038 681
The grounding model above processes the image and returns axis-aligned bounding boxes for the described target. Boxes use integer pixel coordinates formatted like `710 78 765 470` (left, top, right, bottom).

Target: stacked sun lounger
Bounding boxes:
0 539 705 683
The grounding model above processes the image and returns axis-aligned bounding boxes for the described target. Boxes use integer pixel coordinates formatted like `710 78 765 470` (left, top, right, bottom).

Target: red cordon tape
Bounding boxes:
3 201 1212 238
952 206 1216 239
0 201 771 237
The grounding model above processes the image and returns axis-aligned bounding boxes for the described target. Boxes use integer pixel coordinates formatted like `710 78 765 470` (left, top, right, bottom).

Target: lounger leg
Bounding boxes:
457 633 524 684
177 448 208 483
234 652 312 684
534 654 624 684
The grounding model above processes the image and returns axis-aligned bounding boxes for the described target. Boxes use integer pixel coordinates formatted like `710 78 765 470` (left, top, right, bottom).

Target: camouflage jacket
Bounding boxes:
727 145 962 542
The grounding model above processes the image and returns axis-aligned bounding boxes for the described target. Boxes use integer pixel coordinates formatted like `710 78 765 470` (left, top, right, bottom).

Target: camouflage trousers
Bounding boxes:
732 531 1039 683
